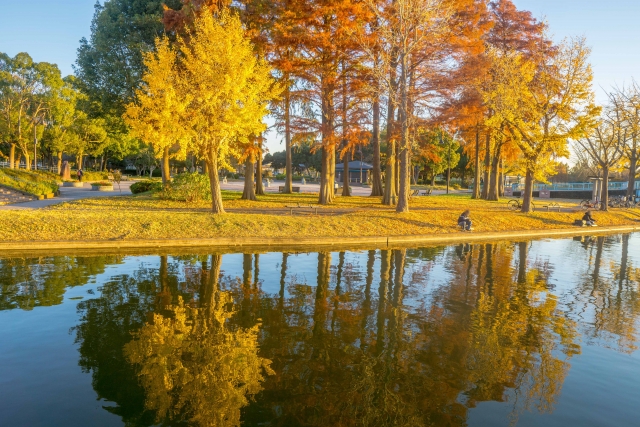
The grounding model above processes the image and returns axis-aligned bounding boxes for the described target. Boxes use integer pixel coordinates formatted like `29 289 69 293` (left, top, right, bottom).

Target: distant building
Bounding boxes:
335 161 373 183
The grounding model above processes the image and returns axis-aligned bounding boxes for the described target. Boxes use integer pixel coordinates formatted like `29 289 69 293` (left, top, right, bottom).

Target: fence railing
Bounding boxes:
0 161 58 173
512 181 640 192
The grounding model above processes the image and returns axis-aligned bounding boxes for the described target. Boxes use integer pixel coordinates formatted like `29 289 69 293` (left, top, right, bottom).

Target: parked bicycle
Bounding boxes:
580 199 604 210
508 199 536 211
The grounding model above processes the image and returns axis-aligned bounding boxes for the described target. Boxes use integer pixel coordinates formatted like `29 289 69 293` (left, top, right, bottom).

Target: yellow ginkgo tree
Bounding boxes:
124 37 190 187
482 38 600 212
178 11 280 214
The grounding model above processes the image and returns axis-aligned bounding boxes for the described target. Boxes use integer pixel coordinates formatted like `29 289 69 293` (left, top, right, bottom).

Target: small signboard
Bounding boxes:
539 189 551 198
504 187 513 196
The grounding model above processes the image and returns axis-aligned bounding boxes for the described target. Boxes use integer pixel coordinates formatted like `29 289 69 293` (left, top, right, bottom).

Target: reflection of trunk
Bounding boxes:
361 250 376 350
253 253 260 288
388 249 406 358
279 253 288 303
336 252 345 291
243 254 253 288
376 250 392 355
157 255 171 309
312 252 331 352
517 242 527 285
476 244 485 300
618 234 629 292
485 244 494 296
592 236 604 291
202 254 223 316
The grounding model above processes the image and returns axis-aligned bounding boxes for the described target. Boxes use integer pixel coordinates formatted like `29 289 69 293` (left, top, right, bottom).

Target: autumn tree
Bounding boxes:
482 38 599 212
575 109 626 210
367 0 454 212
178 11 278 213
124 36 189 186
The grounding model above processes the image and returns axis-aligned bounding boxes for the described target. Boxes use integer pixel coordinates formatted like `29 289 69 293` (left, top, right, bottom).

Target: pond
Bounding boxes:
1 234 640 426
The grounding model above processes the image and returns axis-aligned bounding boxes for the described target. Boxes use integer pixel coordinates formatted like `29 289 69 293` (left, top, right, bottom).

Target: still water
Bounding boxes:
1 234 640 427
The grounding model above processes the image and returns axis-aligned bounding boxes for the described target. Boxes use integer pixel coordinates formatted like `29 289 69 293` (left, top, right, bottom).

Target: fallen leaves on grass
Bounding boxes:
1 194 639 242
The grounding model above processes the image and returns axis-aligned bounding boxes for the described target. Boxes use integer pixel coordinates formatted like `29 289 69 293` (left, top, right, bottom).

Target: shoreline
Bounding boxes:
2 224 639 257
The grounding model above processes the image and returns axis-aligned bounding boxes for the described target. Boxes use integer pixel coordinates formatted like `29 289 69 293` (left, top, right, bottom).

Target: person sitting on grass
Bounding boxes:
458 210 472 231
582 210 597 227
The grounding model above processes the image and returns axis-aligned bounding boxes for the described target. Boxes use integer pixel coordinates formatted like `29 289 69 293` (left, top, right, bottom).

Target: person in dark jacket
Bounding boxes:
582 210 597 226
458 210 472 231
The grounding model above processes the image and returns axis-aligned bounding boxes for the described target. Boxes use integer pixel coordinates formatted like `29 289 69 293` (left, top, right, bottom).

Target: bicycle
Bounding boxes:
508 199 536 211
580 200 604 210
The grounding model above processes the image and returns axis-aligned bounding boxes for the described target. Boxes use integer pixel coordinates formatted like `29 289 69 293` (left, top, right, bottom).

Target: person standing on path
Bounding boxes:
77 169 84 182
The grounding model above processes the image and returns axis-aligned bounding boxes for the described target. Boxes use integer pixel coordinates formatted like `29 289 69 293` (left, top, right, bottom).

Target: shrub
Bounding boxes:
130 180 163 194
91 181 113 187
162 173 211 203
0 169 58 196
77 170 108 181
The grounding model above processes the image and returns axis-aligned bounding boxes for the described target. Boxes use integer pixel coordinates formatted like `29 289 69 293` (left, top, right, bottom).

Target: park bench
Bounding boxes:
279 186 301 193
285 203 318 215
542 202 561 212
421 188 433 196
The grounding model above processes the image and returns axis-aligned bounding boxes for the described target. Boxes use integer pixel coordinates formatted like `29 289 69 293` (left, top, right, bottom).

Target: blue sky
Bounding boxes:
1 0 639 152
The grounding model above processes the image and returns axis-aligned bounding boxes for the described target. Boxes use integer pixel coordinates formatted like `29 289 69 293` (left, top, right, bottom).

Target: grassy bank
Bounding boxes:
1 192 639 243
0 169 58 196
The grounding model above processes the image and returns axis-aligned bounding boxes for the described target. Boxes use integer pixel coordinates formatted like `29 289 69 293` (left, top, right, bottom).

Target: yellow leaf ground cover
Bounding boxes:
1 193 638 242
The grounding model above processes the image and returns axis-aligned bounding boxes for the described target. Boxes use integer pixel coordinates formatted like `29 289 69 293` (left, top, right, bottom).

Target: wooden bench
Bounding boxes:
543 202 561 212
279 186 301 193
285 203 318 215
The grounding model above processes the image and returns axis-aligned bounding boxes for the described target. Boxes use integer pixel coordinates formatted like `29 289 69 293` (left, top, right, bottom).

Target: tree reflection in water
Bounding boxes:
124 254 274 427
28 235 638 426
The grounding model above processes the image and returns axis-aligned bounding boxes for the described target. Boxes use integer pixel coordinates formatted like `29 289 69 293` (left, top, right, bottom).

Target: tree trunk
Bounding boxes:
498 157 504 197
487 145 501 201
241 156 257 201
256 139 265 196
481 132 490 199
319 145 334 205
206 147 225 214
23 152 31 171
521 168 534 213
284 89 293 193
396 52 410 213
161 146 170 186
57 152 63 174
382 61 397 206
9 143 15 169
342 150 351 196
627 153 637 198
601 165 610 211
370 97 384 196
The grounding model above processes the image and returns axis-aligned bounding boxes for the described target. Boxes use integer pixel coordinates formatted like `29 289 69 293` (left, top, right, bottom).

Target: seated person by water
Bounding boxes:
458 210 472 231
582 211 597 227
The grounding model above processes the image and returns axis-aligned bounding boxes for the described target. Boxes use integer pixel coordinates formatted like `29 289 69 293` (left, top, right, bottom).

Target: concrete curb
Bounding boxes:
1 225 639 256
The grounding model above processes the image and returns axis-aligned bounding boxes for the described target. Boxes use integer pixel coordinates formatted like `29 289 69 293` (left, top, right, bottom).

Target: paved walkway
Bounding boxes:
220 179 471 197
0 182 133 210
